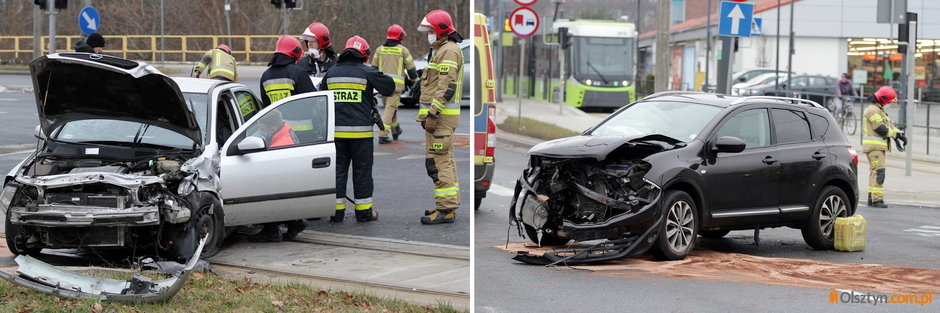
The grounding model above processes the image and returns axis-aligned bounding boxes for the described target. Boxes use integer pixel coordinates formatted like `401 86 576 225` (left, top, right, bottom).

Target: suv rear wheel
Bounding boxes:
653 190 698 260
801 186 849 250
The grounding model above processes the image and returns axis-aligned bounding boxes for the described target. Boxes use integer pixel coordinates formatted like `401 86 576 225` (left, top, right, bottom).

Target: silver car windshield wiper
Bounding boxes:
586 61 609 84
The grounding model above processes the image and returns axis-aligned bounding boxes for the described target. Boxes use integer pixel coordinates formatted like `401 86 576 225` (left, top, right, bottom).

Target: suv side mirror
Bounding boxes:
234 136 266 155
715 136 746 153
34 125 46 140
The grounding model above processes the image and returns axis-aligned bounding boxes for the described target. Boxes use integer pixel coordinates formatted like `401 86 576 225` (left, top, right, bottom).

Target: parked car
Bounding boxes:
740 74 838 106
731 72 788 95
703 68 778 91
400 40 471 107
2 53 337 261
511 92 858 265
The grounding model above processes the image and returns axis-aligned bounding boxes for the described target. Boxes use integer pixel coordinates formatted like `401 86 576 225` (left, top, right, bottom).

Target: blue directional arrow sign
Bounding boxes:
78 6 100 35
718 1 753 37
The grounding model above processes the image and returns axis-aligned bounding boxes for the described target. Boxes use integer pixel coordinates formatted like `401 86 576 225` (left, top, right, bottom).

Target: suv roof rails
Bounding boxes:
643 91 709 100
730 96 823 108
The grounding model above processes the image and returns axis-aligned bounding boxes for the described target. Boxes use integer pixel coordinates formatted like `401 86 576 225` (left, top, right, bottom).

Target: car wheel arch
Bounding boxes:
662 179 704 225
816 177 857 215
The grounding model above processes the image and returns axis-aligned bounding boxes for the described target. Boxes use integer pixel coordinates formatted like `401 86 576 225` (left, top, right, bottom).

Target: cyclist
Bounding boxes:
835 73 857 116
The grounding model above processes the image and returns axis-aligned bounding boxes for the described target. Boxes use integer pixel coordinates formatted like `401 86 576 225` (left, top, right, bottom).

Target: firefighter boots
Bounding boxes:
356 208 379 222
421 208 456 224
330 209 345 223
283 219 310 241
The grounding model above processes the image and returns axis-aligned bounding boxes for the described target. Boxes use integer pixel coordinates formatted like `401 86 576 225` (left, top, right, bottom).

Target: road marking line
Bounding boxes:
373 152 393 156
397 154 425 160
915 233 940 237
487 183 514 197
904 228 940 233
0 149 33 157
921 225 940 230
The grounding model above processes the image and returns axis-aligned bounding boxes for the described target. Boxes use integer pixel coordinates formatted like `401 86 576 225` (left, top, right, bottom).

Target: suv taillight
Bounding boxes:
486 105 496 158
846 146 858 166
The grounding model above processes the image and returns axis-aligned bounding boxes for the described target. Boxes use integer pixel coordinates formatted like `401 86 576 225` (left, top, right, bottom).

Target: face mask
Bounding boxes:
427 33 437 44
309 48 320 59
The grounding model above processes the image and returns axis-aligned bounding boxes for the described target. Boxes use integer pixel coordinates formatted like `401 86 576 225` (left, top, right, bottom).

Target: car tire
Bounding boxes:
801 186 849 250
474 197 482 210
523 224 569 246
652 190 698 260
192 194 225 258
698 229 731 239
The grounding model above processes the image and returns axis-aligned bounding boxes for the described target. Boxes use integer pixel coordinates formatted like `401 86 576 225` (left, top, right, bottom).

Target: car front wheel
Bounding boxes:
192 194 225 258
653 190 698 260
801 186 849 250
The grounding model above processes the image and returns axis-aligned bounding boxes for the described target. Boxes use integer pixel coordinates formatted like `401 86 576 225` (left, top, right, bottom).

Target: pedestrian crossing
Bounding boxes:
904 224 940 237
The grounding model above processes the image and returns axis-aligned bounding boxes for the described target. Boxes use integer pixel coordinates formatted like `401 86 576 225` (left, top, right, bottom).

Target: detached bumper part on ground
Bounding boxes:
0 237 207 302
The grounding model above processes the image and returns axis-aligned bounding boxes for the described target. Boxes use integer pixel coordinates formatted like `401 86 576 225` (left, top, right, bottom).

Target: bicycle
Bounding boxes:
834 97 857 135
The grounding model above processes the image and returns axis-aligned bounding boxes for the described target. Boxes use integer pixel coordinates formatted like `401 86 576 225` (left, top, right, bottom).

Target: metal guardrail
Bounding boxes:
0 35 282 64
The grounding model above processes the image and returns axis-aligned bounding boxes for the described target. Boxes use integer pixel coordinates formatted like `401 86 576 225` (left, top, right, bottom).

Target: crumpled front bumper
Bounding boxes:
0 237 207 303
9 205 160 226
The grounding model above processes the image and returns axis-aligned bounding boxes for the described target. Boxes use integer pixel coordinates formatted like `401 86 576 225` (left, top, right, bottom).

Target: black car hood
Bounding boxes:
29 54 200 144
529 135 682 161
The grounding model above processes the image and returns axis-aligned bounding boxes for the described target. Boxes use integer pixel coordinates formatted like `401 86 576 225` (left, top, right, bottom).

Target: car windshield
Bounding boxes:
574 36 634 81
590 101 722 142
53 93 209 149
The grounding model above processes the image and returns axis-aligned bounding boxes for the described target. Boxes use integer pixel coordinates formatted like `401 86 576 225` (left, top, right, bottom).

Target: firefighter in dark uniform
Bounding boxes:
319 36 396 222
249 35 316 242
298 22 337 77
372 24 418 144
416 10 464 224
862 86 906 208
258 35 316 108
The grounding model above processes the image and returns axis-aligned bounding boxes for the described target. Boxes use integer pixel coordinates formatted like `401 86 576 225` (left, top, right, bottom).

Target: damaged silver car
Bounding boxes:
2 53 339 261
511 92 858 265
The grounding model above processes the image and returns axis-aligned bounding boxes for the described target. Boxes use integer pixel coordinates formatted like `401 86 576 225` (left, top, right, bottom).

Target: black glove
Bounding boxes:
894 132 907 151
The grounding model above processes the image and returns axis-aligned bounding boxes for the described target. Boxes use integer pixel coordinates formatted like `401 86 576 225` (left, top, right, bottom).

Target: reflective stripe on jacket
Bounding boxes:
418 39 463 118
370 44 416 92
196 48 238 81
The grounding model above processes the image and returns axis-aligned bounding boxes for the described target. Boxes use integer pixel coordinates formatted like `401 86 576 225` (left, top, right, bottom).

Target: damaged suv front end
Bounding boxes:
510 98 724 265
2 53 220 261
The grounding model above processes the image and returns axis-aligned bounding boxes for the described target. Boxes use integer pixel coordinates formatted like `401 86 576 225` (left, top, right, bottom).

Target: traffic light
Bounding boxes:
285 0 297 8
55 0 67 9
33 0 45 7
270 0 282 8
558 27 571 49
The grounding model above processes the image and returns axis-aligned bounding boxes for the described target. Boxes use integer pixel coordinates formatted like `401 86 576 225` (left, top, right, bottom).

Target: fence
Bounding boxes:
0 35 283 64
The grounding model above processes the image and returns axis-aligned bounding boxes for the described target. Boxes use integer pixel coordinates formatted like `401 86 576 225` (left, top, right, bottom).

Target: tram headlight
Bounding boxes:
584 79 593 85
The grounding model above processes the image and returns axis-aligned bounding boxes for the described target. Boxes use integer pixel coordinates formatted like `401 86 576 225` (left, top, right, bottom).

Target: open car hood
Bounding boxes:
529 135 682 161
29 53 200 143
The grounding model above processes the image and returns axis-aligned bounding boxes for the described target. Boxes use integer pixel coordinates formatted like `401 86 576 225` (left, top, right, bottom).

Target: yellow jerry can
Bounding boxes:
834 214 866 252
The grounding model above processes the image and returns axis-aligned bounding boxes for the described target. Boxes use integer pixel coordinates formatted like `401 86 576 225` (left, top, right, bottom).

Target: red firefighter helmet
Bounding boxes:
300 22 331 49
418 10 455 37
344 36 371 61
275 35 303 62
387 24 406 41
217 44 230 54
874 86 897 105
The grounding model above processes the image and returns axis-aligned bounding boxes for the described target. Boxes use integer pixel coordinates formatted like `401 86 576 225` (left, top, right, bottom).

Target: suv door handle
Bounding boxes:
312 157 331 168
812 152 826 160
762 156 777 165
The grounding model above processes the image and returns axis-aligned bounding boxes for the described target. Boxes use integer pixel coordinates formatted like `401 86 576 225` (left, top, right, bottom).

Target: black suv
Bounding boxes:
510 92 858 265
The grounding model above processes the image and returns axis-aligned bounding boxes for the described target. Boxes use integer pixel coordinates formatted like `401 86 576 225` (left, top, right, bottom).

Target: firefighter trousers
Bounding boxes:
335 138 374 211
425 125 460 210
866 149 886 202
379 92 402 138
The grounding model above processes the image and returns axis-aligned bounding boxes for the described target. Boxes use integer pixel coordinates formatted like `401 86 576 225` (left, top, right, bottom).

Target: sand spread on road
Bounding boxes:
496 242 940 294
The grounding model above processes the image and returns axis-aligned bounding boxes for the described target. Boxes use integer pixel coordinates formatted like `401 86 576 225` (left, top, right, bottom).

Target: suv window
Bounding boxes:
808 113 829 140
716 108 771 149
772 109 812 144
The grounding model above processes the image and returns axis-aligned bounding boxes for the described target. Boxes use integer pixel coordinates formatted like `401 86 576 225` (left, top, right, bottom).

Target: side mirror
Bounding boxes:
34 125 46 140
235 136 266 155
714 136 746 153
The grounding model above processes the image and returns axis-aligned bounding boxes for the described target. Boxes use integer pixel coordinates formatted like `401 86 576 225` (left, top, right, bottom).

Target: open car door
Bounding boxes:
219 91 336 226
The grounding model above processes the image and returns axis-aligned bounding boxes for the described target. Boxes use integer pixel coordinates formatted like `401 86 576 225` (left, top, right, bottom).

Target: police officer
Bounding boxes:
862 86 906 208
249 35 316 242
416 10 464 224
320 36 395 222
259 35 316 108
372 24 418 144
194 44 238 82
298 22 337 77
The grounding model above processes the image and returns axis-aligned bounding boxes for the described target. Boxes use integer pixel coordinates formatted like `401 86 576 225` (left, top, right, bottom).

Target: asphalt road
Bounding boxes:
0 73 469 247
474 141 940 312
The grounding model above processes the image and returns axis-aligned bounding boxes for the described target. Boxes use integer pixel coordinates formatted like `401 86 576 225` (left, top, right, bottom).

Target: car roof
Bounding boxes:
641 92 825 110
172 77 230 94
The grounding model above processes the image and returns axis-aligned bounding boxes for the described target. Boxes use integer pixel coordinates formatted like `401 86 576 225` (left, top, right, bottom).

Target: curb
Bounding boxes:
0 70 28 75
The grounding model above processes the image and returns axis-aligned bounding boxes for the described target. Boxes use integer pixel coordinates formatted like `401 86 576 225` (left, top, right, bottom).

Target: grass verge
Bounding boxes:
0 270 465 313
497 116 580 141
